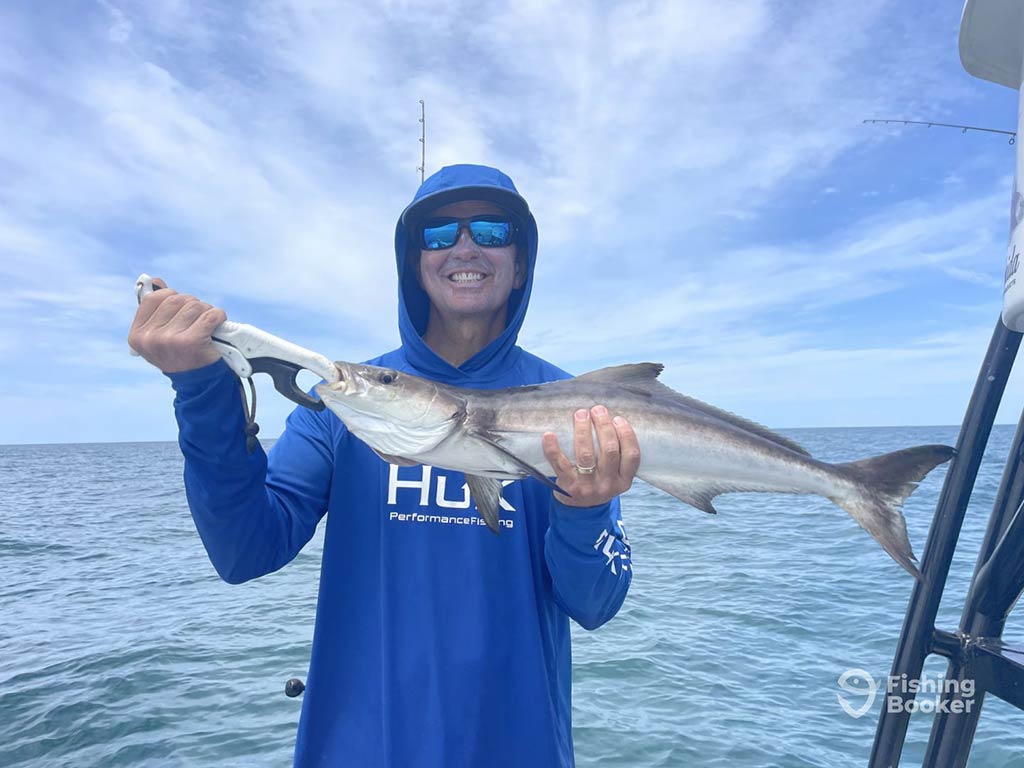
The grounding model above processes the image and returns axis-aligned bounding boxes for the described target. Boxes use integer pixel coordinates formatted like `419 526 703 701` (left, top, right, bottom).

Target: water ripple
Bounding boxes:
2 430 1023 766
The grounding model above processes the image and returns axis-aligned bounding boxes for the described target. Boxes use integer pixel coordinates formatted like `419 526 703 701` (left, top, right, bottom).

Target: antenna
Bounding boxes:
417 100 426 183
863 118 1016 145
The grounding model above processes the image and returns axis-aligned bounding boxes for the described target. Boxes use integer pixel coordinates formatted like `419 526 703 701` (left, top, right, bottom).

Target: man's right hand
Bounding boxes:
128 278 228 374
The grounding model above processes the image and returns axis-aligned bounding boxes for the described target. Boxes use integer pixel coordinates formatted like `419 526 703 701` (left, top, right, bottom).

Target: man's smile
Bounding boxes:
447 271 489 283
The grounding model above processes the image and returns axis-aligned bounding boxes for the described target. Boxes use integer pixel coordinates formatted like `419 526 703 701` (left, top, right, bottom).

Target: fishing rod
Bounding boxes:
418 100 426 183
863 118 1016 144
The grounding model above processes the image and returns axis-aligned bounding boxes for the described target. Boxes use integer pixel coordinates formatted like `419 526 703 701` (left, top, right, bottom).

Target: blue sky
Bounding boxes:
1 0 1021 444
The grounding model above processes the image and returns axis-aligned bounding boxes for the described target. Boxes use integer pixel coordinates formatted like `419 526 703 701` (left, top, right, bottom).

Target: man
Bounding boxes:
128 164 637 767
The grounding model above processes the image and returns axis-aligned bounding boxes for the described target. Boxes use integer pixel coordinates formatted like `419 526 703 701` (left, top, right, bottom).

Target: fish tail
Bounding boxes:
831 445 955 580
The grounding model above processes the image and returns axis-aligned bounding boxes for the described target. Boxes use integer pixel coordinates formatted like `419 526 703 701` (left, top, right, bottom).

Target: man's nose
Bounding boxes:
449 227 480 257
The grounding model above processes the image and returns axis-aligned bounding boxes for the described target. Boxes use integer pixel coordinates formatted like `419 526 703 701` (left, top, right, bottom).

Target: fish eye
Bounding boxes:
379 373 395 385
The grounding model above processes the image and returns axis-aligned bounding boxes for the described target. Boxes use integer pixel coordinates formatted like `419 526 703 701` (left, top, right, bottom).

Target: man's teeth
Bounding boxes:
449 272 486 283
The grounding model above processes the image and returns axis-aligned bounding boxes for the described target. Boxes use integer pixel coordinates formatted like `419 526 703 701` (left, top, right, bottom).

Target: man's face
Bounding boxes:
417 200 525 322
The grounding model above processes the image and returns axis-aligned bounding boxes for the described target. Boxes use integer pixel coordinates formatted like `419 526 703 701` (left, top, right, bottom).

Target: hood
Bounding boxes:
394 164 539 383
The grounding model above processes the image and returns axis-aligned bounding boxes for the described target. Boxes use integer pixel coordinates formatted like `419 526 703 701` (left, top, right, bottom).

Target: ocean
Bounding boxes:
2 426 1023 767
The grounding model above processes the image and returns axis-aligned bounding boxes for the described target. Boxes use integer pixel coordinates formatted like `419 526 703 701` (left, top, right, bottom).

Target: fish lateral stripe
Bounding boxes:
574 363 810 457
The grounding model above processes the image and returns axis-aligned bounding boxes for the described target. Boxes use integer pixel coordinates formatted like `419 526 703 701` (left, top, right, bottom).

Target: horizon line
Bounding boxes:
0 423 995 449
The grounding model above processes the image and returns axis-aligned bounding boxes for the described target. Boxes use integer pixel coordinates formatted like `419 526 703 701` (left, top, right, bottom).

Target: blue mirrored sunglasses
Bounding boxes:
419 216 516 250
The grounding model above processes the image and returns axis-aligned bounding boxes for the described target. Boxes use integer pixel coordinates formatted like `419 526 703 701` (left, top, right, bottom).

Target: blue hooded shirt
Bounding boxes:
167 164 632 767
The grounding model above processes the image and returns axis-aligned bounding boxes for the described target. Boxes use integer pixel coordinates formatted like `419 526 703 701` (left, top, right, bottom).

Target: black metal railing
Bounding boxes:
869 318 1024 766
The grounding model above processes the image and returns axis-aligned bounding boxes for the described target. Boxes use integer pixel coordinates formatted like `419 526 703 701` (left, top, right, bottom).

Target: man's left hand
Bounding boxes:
542 405 641 507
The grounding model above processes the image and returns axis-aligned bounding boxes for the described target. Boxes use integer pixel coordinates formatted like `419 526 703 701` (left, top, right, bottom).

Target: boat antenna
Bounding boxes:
863 118 1016 145
418 100 426 183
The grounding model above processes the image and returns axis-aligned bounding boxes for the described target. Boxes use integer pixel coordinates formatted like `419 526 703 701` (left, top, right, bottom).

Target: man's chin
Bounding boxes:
438 297 509 319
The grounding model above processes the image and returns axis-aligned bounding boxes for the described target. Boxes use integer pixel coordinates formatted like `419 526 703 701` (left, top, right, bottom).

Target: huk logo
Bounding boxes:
594 524 631 575
386 464 517 529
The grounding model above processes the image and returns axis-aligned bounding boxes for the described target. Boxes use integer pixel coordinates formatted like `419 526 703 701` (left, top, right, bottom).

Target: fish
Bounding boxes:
315 361 954 579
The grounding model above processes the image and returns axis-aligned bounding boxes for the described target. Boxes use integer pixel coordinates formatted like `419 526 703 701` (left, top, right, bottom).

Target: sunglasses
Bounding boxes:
419 215 517 250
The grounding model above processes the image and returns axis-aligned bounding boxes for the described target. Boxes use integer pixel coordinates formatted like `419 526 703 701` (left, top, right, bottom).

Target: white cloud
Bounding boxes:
0 0 1016 442
99 0 133 43
941 265 1004 288
524 182 1008 365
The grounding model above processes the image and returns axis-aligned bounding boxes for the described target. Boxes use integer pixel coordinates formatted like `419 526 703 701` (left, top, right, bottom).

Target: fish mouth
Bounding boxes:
316 362 354 399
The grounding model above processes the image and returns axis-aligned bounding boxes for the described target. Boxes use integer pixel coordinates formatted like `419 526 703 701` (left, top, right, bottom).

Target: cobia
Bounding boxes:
315 361 953 579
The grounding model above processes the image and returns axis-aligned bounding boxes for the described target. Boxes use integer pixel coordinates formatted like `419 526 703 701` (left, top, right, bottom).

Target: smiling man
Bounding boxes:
416 200 528 365
128 164 636 767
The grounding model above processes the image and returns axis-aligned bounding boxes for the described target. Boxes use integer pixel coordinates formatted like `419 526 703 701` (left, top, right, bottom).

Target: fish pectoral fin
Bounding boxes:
468 429 569 497
466 475 503 534
370 448 419 467
646 478 742 515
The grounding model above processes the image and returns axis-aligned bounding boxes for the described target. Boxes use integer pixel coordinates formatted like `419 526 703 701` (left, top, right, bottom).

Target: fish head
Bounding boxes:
314 362 464 456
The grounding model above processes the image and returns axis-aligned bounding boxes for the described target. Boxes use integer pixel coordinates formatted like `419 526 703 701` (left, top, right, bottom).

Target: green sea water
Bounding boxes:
2 426 1023 767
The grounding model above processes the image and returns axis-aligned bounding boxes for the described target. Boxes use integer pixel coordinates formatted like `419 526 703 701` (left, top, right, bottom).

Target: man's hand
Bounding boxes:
127 278 227 374
542 406 641 507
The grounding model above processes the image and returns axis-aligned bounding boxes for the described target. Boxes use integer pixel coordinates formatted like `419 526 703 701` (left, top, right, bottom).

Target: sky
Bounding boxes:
1 0 1022 444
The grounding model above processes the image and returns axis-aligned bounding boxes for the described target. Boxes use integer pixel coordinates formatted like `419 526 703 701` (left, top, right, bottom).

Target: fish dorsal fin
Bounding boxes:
576 362 666 386
577 363 810 457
